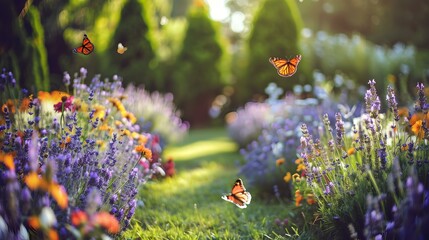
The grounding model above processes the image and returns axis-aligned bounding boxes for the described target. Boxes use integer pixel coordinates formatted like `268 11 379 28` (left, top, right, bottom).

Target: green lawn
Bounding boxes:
123 128 298 239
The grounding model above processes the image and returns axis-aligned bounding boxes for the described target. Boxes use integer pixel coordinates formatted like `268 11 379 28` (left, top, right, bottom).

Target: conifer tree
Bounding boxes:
109 0 158 89
240 0 303 101
171 1 227 125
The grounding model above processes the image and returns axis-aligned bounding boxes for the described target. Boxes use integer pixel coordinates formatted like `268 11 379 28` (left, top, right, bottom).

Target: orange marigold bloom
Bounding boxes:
276 158 285 166
94 212 120 234
135 145 152 160
283 172 291 183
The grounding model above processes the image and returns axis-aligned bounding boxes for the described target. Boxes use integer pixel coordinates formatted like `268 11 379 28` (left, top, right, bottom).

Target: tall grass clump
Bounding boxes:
0 67 184 239
294 79 429 239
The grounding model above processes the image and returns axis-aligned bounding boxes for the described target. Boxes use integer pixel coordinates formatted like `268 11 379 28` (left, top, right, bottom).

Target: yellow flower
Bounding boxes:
93 105 106 121
296 163 306 172
283 172 291 183
292 173 301 182
276 158 285 166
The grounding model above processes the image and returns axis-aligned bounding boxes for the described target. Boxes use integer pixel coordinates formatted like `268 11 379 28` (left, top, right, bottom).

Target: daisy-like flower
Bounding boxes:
135 145 153 160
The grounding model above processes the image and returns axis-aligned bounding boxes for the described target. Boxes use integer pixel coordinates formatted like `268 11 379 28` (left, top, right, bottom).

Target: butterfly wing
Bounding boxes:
221 178 252 208
117 43 127 54
73 34 94 55
269 55 302 77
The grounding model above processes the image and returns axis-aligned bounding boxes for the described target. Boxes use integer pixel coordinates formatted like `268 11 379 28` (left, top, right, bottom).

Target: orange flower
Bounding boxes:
276 158 285 166
296 163 306 172
2 99 16 114
283 172 291 183
295 158 303 164
38 91 69 103
24 172 68 209
0 152 15 170
48 229 59 240
398 107 409 118
295 190 303 207
135 145 152 160
93 212 120 234
19 96 33 112
306 194 316 205
411 120 424 139
27 216 41 229
71 210 88 226
347 147 356 156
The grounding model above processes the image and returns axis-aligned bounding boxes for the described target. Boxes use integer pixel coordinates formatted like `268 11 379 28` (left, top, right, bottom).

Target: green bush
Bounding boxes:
108 0 158 89
170 2 228 125
238 0 304 102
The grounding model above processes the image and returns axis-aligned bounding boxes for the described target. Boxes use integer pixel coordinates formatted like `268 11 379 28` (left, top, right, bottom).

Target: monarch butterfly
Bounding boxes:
73 34 94 55
269 54 302 77
221 178 252 208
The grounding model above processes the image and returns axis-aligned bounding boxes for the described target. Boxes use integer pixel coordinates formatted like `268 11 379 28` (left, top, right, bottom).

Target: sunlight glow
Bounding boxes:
205 0 229 21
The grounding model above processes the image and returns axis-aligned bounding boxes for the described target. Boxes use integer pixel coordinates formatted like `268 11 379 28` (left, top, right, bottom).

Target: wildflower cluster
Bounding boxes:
236 82 343 198
296 80 429 238
0 68 185 239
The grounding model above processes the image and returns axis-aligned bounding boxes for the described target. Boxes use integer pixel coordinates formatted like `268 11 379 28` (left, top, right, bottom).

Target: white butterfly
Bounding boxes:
117 43 127 54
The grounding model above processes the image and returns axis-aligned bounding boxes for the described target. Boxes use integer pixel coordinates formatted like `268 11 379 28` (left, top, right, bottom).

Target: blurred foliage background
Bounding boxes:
1 0 429 126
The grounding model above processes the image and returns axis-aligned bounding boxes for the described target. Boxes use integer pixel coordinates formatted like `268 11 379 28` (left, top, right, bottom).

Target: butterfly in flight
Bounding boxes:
73 34 94 55
117 43 128 54
221 178 252 208
269 54 302 77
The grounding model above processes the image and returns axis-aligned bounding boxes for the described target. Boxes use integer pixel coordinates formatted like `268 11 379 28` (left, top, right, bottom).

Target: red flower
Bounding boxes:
54 96 74 113
163 157 176 177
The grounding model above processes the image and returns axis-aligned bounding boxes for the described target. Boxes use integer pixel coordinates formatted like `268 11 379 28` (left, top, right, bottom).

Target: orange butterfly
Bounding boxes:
73 34 94 55
269 54 302 77
221 178 251 208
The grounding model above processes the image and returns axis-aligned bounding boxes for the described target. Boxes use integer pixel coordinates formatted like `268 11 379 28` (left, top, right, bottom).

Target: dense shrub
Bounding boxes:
293 80 429 238
0 68 185 239
239 0 304 102
171 1 228 125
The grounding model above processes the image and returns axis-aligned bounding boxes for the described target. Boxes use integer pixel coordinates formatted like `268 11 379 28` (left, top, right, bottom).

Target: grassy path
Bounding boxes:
124 128 293 239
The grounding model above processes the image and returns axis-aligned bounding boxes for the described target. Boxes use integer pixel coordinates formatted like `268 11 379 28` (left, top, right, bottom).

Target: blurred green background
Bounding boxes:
1 0 429 126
